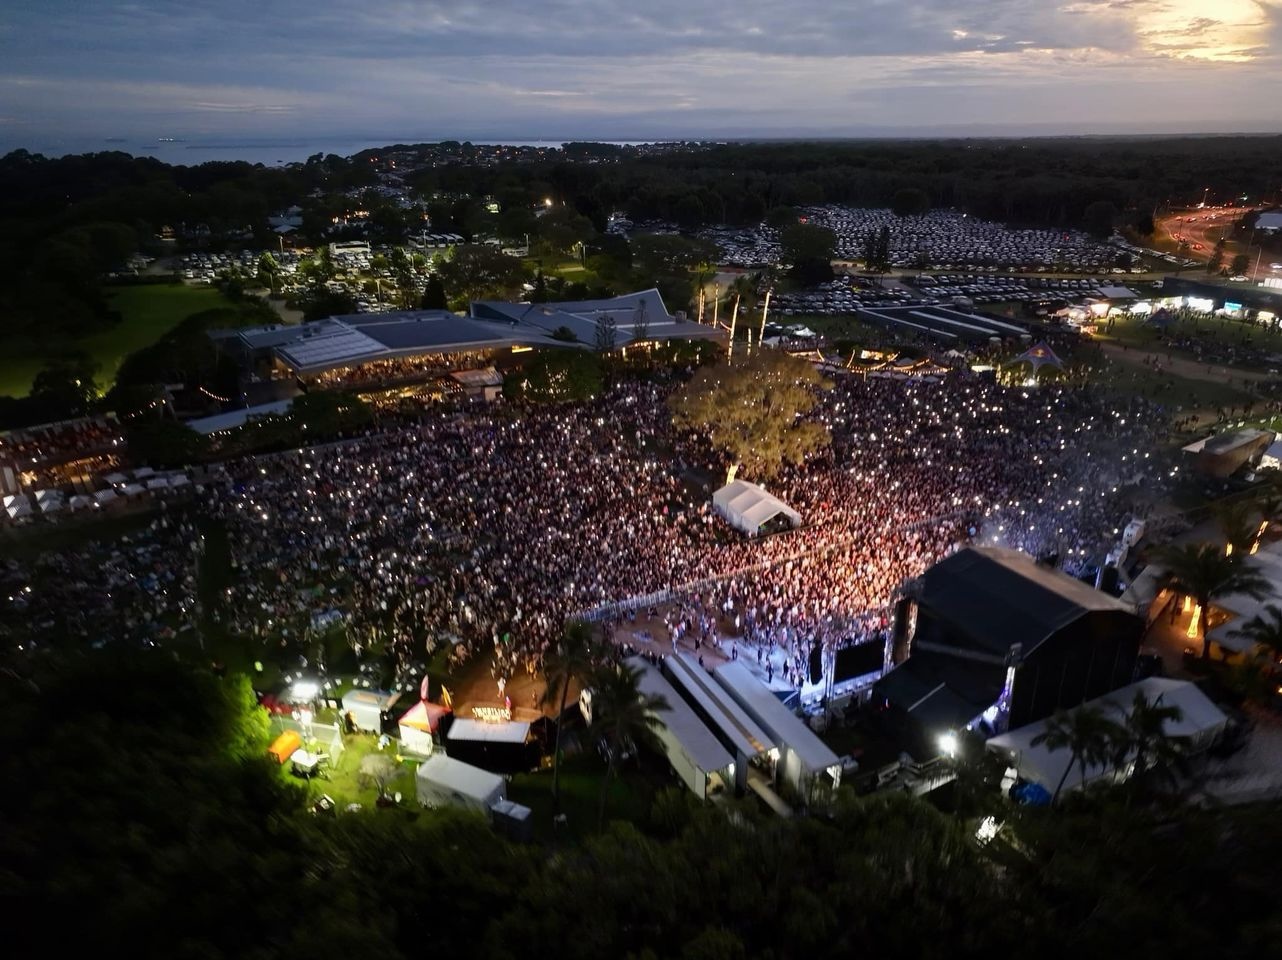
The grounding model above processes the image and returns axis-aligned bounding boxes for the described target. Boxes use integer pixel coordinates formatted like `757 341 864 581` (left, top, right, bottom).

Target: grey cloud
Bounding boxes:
0 0 1277 144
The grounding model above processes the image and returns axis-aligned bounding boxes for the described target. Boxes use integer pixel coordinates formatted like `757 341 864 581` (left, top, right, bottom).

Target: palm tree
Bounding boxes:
1252 474 1282 528
1031 706 1124 803
540 620 599 815
589 661 668 829
728 274 757 316
1229 603 1282 666
1121 692 1185 800
1213 501 1259 556
1155 543 1270 659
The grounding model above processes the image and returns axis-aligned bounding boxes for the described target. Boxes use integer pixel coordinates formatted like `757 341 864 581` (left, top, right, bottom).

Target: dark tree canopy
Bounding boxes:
669 349 830 479
437 245 526 305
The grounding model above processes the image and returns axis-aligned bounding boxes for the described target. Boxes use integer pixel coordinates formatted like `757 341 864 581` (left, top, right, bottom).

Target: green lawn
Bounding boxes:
508 753 660 843
0 283 233 398
1102 310 1282 365
1090 357 1253 411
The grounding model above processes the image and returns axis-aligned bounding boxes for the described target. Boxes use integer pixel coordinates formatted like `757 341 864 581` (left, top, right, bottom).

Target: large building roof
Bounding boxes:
714 660 839 773
627 657 733 775
664 653 775 759
916 546 1135 658
472 288 721 348
873 649 1006 732
243 290 721 376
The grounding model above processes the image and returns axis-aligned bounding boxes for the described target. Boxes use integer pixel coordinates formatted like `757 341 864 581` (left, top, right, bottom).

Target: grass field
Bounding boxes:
508 752 662 843
0 283 233 398
1100 310 1282 368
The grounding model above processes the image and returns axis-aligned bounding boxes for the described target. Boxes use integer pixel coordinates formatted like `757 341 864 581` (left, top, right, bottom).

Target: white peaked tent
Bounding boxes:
712 480 802 537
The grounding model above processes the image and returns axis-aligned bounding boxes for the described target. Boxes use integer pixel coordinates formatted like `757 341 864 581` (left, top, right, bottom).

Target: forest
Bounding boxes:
2 647 1279 959
1 137 1278 425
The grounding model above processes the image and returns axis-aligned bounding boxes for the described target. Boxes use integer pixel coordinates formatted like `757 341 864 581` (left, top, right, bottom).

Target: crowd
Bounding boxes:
1 364 1171 697
311 351 491 390
0 510 203 649
0 416 124 470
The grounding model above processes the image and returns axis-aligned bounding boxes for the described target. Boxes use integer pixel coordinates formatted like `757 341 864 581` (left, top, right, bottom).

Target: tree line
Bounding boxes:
3 646 1279 958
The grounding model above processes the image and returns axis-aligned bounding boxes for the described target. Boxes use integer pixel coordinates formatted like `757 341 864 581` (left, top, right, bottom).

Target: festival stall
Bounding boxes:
268 730 302 764
341 688 400 734
414 754 506 813
445 714 534 774
397 700 451 755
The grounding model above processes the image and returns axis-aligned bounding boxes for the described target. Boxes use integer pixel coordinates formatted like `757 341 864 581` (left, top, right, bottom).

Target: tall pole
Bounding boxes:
712 283 721 329
757 288 773 347
697 285 705 324
728 294 740 360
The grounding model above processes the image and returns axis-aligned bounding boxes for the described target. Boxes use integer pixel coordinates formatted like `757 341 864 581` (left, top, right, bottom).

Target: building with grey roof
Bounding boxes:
472 288 722 349
239 290 722 380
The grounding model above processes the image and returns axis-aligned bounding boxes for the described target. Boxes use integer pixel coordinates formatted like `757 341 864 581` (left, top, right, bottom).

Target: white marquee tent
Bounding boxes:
712 480 802 537
987 677 1226 795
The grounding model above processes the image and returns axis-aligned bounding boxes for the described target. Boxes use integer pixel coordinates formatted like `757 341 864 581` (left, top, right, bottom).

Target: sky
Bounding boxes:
1 0 1281 148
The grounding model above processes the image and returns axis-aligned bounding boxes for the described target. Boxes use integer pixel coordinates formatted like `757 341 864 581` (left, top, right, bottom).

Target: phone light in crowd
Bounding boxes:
937 732 959 759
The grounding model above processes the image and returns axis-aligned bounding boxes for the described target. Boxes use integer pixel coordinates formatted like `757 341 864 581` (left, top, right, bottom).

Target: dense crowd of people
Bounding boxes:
1 363 1171 697
0 510 202 649
311 352 492 389
0 415 123 470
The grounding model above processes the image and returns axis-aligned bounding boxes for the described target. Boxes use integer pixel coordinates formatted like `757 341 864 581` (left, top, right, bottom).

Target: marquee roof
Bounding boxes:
987 678 1226 793
712 480 802 535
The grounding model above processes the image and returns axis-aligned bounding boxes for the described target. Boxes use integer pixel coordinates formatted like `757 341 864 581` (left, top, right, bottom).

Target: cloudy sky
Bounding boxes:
1 0 1280 148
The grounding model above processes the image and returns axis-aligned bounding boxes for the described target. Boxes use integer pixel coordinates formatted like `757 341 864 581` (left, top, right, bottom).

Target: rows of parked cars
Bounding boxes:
907 274 1126 305
771 279 928 316
178 249 303 283
704 207 1125 273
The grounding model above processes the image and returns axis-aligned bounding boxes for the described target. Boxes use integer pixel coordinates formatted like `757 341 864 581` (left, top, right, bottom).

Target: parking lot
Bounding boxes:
705 206 1130 272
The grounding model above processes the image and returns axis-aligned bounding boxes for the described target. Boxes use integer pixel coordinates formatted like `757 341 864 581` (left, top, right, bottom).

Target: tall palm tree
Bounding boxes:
728 274 757 316
1155 543 1270 659
1031 706 1124 803
1120 692 1185 800
589 660 668 829
1229 603 1282 666
1251 473 1282 533
1213 501 1259 556
540 620 599 814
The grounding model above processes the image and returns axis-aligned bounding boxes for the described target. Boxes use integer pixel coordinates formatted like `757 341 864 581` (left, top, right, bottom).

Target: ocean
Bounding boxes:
0 136 656 165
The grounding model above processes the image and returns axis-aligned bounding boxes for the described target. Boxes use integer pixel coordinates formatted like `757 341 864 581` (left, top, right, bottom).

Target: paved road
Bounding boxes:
1155 206 1270 280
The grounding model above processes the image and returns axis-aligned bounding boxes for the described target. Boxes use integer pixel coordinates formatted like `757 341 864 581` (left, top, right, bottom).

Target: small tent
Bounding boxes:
398 700 451 755
342 688 400 733
415 754 506 813
712 480 802 537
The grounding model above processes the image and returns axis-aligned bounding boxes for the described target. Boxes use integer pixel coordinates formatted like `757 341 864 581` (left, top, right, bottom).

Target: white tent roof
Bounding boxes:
415 754 505 804
447 718 531 744
665 653 775 758
712 480 801 534
627 657 732 774
1207 539 1282 652
987 678 1226 793
714 660 839 772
